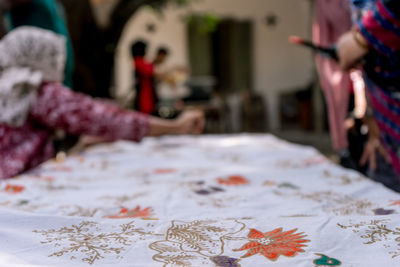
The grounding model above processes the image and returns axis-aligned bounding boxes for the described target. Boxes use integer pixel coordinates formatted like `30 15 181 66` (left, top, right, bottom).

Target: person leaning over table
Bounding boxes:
337 0 400 190
0 27 205 180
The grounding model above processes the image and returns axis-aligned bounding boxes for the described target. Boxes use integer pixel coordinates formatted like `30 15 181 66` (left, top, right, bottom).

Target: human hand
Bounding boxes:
360 118 391 171
174 110 205 135
360 137 391 171
337 30 369 71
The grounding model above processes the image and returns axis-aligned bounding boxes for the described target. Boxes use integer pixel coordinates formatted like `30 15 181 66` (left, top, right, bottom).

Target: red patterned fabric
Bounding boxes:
359 1 400 55
0 83 150 180
357 0 400 179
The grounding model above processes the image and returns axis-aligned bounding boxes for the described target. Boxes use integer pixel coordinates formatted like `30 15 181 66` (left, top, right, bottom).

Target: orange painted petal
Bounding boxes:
217 178 227 185
283 250 298 257
264 228 283 238
261 250 279 261
4 184 25 194
275 233 305 242
229 176 249 184
104 215 125 219
279 229 297 237
154 168 177 174
262 243 308 256
390 200 400 206
120 208 129 214
242 246 261 258
236 241 260 251
274 229 300 240
248 229 265 239
294 239 310 244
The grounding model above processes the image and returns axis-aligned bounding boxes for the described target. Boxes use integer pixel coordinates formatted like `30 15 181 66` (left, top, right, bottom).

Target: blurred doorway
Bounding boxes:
187 17 261 133
188 17 253 94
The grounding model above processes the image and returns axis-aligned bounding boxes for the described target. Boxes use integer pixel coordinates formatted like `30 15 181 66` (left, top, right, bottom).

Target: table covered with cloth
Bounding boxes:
0 134 399 267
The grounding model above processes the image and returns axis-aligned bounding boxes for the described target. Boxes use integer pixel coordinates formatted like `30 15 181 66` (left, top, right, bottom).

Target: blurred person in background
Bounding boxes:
153 47 169 68
313 0 359 169
0 27 205 180
152 46 190 118
131 40 159 115
337 0 400 191
5 0 79 152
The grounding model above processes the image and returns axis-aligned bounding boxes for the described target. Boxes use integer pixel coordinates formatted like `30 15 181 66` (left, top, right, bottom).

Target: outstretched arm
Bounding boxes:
337 0 400 70
30 83 204 142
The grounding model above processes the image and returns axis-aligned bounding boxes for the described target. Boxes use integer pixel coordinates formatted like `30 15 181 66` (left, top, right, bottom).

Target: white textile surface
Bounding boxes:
0 134 399 267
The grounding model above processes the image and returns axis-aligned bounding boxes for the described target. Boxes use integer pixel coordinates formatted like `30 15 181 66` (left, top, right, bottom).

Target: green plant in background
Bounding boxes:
147 0 219 34
185 13 220 33
149 0 196 12
60 0 212 99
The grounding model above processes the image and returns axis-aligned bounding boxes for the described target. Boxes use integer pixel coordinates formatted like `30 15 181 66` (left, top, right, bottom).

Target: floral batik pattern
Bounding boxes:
234 228 309 261
313 253 341 266
149 219 247 266
338 219 400 258
104 206 153 219
217 175 249 186
33 221 158 265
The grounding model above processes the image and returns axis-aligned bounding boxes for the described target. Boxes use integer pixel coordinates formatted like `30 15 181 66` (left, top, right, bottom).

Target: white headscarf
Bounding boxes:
0 26 66 127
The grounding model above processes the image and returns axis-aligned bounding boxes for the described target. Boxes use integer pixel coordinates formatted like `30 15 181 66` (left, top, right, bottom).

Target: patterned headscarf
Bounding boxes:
0 26 66 126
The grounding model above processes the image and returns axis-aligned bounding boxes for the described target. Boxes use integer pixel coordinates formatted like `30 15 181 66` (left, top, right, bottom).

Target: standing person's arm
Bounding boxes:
337 0 400 70
337 0 400 169
30 83 204 142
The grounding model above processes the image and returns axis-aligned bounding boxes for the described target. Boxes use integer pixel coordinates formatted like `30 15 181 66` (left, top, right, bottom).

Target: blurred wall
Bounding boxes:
115 0 313 129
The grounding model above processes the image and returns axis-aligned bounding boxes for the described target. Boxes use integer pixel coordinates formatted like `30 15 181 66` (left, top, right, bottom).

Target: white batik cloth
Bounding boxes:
0 134 399 266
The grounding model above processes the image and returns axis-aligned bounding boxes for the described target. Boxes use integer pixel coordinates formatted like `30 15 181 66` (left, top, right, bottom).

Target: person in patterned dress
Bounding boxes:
0 27 205 179
338 0 400 190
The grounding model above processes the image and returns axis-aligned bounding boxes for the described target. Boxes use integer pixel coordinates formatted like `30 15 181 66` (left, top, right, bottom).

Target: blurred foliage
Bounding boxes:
147 0 219 33
184 13 220 33
149 0 194 11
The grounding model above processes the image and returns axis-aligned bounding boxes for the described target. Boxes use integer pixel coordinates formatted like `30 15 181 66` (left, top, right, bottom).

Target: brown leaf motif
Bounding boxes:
338 219 400 258
33 221 155 265
149 219 246 266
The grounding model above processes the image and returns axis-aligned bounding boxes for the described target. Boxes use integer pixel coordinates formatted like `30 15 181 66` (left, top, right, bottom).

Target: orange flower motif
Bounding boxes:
154 169 177 174
3 184 25 194
218 175 249 186
234 228 309 261
390 200 400 206
105 206 152 219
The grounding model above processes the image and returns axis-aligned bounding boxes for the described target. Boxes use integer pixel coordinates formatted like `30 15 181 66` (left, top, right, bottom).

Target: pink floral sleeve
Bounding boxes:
30 83 150 142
